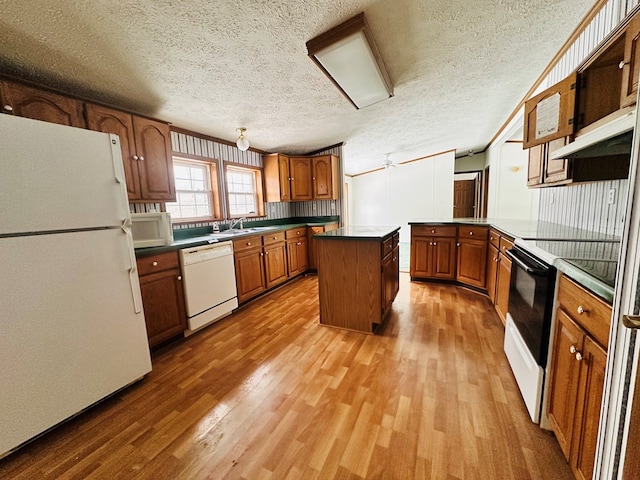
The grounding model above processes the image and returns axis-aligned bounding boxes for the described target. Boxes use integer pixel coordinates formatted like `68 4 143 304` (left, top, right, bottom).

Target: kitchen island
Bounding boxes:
315 226 400 333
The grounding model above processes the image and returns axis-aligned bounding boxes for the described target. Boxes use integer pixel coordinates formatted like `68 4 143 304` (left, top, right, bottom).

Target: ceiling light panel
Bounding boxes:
307 13 393 109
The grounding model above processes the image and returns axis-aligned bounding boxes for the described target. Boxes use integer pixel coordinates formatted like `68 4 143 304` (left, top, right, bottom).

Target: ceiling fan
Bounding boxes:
381 153 405 169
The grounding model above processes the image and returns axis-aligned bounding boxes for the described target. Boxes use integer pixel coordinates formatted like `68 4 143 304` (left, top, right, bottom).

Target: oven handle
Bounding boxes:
505 249 548 276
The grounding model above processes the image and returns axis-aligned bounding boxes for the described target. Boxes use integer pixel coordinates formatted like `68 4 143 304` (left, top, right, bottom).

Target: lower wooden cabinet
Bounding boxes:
382 244 400 315
410 225 457 280
547 275 611 480
486 243 499 303
233 235 266 303
456 226 488 288
287 236 308 277
264 241 288 288
137 252 187 347
494 249 512 325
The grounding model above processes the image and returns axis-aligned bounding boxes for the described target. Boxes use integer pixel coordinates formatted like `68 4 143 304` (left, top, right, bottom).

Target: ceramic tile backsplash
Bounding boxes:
538 179 629 237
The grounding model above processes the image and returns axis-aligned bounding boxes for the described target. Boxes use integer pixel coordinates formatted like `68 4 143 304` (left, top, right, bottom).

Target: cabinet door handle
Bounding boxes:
577 305 586 315
152 261 158 267
575 352 583 361
620 60 630 69
433 242 437 246
133 155 139 160
431 229 435 234
469 231 473 236
260 252 264 256
457 242 460 247
177 275 182 281
570 345 577 354
3 104 13 112
247 242 251 246
139 156 144 161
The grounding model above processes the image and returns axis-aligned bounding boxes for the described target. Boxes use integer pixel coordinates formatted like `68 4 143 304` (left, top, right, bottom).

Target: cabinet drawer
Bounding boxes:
499 236 514 255
310 226 324 235
233 235 263 252
458 226 488 240
263 230 285 245
412 225 456 237
557 275 612 348
382 237 393 258
137 251 179 276
489 230 500 248
285 228 307 239
392 232 400 248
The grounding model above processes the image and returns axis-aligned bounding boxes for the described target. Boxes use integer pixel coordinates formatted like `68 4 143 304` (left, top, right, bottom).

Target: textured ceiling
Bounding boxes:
0 0 595 174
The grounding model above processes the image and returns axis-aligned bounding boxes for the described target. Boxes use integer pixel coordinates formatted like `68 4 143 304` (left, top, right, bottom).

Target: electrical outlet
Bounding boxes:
312 202 317 211
608 188 616 205
331 201 336 210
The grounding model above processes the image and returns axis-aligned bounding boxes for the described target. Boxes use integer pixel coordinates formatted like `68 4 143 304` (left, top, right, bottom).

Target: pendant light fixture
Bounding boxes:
236 127 249 151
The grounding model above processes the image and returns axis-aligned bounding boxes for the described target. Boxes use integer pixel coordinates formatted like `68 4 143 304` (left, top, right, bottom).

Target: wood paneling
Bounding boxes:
0 275 574 479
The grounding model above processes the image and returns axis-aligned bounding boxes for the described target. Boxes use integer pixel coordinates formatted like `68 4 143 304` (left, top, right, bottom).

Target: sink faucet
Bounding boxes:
229 217 246 229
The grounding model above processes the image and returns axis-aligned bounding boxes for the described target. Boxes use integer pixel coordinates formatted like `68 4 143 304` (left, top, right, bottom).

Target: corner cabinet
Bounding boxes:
264 153 340 202
136 251 187 347
312 155 340 200
456 226 488 288
286 227 308 277
0 80 85 128
86 104 175 202
547 275 611 480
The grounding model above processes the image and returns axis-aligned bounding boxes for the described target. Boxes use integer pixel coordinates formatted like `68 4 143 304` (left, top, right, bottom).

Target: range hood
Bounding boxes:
549 109 636 160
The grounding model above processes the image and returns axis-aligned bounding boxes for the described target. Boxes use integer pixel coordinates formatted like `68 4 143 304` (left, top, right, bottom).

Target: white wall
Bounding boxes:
455 153 486 173
350 151 455 242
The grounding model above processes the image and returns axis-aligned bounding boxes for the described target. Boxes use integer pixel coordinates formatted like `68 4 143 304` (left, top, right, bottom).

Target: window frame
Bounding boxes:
224 162 265 218
166 155 222 224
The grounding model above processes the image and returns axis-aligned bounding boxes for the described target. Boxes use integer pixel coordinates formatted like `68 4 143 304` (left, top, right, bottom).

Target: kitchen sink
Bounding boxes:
208 227 274 238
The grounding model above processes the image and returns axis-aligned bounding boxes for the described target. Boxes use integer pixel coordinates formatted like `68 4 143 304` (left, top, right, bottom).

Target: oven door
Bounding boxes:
506 247 556 368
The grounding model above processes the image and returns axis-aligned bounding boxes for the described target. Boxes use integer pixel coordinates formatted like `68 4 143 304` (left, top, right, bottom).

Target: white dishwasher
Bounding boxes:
180 241 238 336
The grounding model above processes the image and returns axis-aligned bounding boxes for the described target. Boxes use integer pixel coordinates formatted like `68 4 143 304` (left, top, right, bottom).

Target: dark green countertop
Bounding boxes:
135 216 339 257
315 225 400 240
410 218 619 304
409 218 619 241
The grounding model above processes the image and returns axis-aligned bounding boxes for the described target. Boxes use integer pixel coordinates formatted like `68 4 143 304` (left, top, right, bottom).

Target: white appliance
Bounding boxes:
131 212 174 248
0 115 152 458
180 241 238 335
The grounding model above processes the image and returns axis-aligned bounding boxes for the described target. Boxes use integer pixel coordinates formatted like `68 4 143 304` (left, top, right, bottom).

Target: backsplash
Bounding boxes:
538 179 629 237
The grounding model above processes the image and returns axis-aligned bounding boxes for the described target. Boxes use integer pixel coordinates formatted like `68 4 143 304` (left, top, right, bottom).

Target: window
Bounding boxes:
166 158 220 221
226 165 264 217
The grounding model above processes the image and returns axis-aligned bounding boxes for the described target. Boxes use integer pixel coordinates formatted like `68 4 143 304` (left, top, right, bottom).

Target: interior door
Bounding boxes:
453 180 475 218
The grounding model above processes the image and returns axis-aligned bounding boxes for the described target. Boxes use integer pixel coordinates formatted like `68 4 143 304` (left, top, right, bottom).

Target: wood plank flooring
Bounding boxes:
0 274 574 479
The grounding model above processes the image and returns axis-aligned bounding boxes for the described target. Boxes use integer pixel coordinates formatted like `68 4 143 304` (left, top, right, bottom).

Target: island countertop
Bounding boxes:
315 225 400 240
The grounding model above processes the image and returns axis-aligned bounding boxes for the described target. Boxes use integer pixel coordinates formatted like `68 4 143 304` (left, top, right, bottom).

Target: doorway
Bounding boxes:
453 172 480 218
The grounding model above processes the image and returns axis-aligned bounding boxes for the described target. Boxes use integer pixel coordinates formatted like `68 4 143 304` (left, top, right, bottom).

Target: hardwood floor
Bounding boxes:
0 274 573 479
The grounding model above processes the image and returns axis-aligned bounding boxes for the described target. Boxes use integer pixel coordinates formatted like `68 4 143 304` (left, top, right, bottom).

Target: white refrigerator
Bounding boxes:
0 114 152 458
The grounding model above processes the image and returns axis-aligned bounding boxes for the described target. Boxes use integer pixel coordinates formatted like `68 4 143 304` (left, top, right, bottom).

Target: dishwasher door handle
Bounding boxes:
506 249 548 276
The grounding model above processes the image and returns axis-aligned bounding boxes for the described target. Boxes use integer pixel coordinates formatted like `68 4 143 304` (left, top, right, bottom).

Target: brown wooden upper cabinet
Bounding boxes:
621 14 640 107
312 154 340 200
523 14 640 188
86 104 175 202
0 80 85 128
264 153 340 202
523 73 577 149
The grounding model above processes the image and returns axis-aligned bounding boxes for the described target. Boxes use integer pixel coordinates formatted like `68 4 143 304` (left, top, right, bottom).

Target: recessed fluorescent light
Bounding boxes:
306 12 393 109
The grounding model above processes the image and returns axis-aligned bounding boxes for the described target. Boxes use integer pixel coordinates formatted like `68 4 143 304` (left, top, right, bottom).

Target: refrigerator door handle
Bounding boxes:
122 225 143 314
109 134 131 222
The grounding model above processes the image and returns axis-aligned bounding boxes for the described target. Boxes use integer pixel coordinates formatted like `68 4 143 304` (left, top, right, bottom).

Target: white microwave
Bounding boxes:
130 212 174 248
